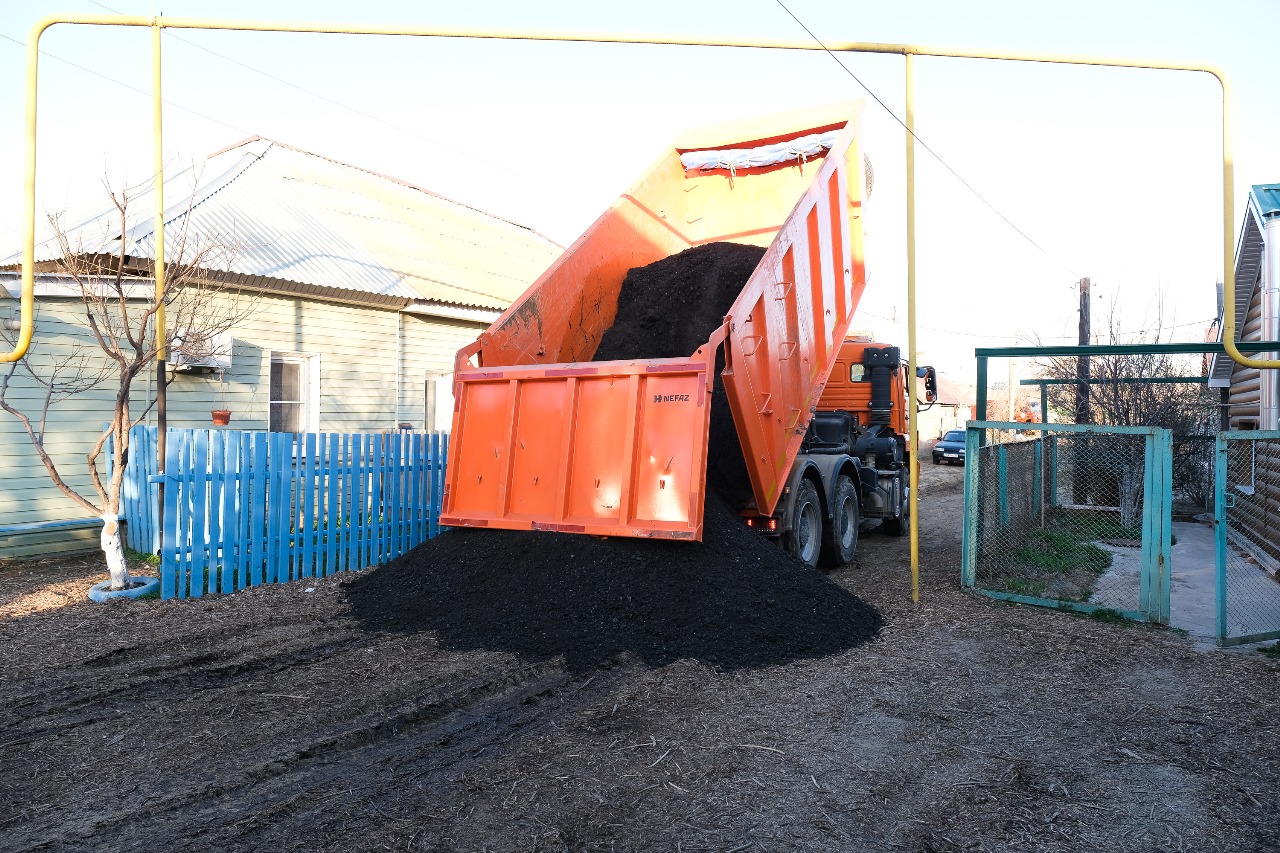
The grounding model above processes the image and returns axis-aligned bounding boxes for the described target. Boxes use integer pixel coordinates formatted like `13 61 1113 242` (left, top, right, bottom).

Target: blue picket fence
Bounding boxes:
111 425 162 555
143 428 446 600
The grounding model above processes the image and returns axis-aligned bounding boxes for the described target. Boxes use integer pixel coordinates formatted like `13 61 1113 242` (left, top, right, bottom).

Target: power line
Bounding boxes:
84 0 559 193
0 32 253 138
772 0 1081 280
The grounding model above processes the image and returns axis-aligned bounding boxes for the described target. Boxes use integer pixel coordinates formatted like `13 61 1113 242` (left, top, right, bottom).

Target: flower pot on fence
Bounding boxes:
211 409 232 426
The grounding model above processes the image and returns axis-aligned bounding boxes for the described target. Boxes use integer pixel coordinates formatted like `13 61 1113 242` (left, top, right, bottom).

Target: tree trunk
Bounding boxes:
1118 463 1142 533
101 512 132 590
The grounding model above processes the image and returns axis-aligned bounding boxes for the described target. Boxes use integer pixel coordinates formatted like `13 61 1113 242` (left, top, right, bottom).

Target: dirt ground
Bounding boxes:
3 460 1280 852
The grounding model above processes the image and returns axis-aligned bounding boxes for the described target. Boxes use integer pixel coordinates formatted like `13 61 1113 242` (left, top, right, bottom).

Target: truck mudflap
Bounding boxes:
439 328 727 540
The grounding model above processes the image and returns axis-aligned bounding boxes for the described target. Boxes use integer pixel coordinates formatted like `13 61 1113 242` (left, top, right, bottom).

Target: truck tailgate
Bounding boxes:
440 339 722 539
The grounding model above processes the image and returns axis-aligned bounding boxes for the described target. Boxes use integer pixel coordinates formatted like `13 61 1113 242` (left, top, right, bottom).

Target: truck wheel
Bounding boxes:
785 478 823 568
819 475 859 567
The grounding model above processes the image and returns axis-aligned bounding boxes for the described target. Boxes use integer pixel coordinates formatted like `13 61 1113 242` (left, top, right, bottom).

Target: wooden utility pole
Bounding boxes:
1075 277 1092 425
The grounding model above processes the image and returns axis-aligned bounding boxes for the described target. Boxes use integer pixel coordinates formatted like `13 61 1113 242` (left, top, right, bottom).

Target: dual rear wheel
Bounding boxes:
784 475 860 569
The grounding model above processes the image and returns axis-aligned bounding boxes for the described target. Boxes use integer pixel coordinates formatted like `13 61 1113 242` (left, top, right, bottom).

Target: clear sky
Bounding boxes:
2 0 1276 382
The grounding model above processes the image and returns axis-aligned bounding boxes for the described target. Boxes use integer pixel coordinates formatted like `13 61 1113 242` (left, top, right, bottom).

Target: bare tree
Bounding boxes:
1034 298 1218 528
1 188 248 590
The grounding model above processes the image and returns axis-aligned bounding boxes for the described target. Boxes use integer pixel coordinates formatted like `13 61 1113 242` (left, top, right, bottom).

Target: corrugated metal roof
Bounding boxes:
9 137 562 310
1254 183 1280 220
1210 183 1277 383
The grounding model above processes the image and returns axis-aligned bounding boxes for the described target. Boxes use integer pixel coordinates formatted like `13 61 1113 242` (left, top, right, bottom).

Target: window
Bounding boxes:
424 372 454 432
849 364 866 382
270 352 318 432
424 375 437 432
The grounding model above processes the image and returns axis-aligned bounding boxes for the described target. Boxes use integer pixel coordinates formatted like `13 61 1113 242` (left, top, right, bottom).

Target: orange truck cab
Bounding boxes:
753 339 935 566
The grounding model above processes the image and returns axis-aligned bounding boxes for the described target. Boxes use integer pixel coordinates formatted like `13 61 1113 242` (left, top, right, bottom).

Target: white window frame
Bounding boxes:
269 351 320 433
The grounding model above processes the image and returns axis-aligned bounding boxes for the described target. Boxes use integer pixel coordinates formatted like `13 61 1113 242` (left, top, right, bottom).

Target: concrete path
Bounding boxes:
1169 520 1280 646
1091 520 1280 648
1168 521 1218 642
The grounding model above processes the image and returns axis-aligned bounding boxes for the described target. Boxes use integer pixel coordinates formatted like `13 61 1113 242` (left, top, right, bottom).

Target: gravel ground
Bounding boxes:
2 461 1279 852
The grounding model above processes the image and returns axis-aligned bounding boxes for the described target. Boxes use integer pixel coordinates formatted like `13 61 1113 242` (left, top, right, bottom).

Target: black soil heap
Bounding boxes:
346 243 882 672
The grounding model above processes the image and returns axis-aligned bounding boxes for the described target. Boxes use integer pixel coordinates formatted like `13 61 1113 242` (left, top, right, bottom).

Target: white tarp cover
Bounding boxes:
679 131 840 173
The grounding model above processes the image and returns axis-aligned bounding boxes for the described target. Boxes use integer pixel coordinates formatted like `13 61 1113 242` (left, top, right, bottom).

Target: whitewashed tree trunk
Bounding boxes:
101 513 132 590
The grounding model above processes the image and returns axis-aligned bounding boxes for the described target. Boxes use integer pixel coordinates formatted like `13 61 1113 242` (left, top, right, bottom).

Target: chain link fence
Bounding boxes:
963 422 1172 623
1216 432 1280 645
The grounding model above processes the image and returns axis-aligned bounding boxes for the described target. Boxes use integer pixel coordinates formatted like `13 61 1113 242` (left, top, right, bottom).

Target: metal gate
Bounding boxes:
962 421 1173 623
1215 431 1280 645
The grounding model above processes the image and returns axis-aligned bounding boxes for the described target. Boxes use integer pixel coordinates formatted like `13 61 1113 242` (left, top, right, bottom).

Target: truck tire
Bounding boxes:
819 475 859 567
785 478 823 568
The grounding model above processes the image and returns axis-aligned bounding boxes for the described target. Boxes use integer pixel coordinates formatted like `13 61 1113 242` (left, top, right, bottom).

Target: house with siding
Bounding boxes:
0 137 561 558
1209 183 1280 430
1208 182 1280 567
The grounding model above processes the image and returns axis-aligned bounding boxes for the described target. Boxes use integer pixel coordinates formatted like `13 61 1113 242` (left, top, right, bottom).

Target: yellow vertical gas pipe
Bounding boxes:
153 17 167 527
6 23 48 364
905 51 920 603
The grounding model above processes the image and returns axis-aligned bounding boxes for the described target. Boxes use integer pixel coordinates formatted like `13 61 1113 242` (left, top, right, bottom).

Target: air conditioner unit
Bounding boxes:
170 328 233 373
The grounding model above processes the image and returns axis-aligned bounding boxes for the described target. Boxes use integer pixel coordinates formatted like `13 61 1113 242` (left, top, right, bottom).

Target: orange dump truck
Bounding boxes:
439 103 934 566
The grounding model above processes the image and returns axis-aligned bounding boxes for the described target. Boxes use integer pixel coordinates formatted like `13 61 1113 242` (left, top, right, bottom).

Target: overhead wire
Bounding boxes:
84 0 567 196
772 0 1082 281
0 31 252 138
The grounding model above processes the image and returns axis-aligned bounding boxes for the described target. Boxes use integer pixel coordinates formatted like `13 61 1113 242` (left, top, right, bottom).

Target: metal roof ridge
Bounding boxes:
120 144 273 254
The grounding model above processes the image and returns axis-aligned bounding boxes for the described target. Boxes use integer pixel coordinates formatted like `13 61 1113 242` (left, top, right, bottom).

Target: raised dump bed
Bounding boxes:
440 103 869 540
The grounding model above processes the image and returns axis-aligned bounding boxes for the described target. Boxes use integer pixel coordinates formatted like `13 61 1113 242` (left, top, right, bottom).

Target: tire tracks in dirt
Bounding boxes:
10 655 643 852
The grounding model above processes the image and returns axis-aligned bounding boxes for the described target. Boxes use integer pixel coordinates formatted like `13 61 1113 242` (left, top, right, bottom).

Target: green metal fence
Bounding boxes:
1215 431 1280 646
962 421 1173 623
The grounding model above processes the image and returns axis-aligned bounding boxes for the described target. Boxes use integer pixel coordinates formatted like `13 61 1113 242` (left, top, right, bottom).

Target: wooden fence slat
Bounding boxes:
330 435 345 573
250 433 268 587
269 433 286 583
389 432 400 561
368 435 376 568
367 433 378 568
160 431 181 599
380 433 391 565
206 431 224 596
191 431 211 598
179 432 195 598
238 432 252 589
342 433 354 572
302 432 316 578
220 433 238 594
349 433 357 571
350 434 362 572
389 432 398 560
428 433 438 540
402 432 412 555
410 432 422 549
145 426 158 553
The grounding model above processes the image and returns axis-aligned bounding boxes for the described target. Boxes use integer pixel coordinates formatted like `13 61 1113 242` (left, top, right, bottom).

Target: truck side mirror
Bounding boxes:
917 365 938 403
